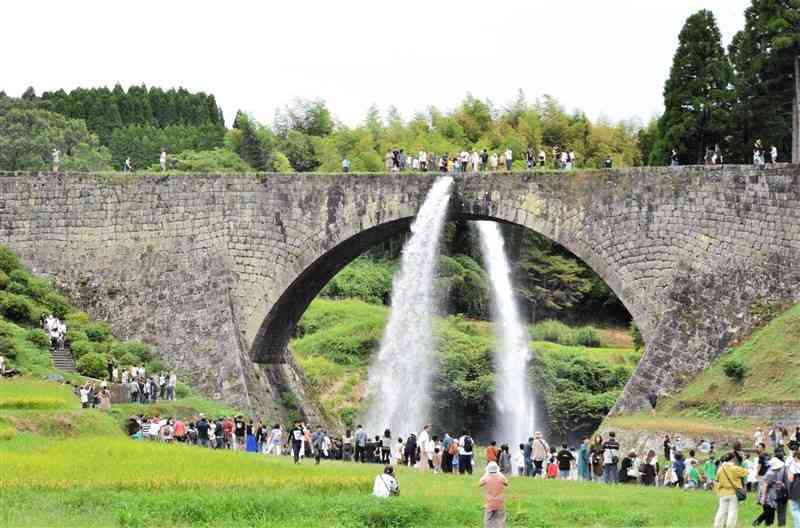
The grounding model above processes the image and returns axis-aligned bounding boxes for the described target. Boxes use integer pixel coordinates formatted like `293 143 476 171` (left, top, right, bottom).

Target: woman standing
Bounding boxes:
640 450 659 486
577 438 591 481
714 452 749 528
753 457 788 527
381 429 392 464
98 387 112 411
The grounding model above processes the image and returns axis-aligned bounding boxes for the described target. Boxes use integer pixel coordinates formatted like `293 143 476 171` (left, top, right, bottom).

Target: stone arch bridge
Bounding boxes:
1 166 798 416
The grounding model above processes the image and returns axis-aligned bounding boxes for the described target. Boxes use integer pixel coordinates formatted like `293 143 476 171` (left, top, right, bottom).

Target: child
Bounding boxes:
685 460 700 490
432 445 442 473
546 446 558 479
394 438 404 466
514 444 526 476
702 456 717 490
499 444 512 475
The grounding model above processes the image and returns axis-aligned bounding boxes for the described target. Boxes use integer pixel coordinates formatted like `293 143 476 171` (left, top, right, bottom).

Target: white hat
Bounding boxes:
486 461 500 474
769 457 785 471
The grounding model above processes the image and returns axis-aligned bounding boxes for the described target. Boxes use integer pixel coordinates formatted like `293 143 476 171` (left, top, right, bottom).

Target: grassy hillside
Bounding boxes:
605 303 800 440
290 298 640 438
676 302 800 404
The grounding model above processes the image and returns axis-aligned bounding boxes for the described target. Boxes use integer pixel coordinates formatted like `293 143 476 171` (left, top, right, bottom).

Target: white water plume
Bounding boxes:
477 221 537 445
363 177 453 437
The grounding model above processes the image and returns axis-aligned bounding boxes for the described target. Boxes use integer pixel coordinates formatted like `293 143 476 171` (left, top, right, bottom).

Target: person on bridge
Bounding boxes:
160 149 167 172
504 147 513 170
342 157 350 173
670 149 679 166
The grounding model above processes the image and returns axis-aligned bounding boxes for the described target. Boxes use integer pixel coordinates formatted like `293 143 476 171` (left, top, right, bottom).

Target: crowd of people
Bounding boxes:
343 146 586 174
41 314 66 348
122 413 800 528
119 366 178 403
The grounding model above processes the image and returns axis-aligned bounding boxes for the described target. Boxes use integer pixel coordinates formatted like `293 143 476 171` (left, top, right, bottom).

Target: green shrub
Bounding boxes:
0 292 33 323
76 352 108 379
70 339 95 359
8 269 30 287
175 382 191 399
6 281 27 295
26 329 51 349
573 326 601 347
630 322 645 350
723 359 747 381
112 341 153 363
42 292 71 318
65 328 88 345
0 271 8 290
530 320 573 344
146 359 167 373
0 336 18 359
320 258 394 305
0 246 20 274
85 321 111 342
117 352 139 367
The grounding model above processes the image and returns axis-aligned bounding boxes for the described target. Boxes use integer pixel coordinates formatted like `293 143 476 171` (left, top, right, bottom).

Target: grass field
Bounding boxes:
0 432 762 528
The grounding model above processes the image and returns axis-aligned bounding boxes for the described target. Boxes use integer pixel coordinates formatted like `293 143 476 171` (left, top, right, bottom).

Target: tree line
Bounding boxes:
644 1 799 165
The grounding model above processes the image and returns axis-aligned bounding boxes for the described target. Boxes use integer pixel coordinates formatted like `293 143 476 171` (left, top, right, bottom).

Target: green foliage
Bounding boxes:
41 292 71 319
76 352 108 379
111 341 153 363
435 254 489 318
532 345 633 435
0 99 108 171
727 0 799 162
69 340 95 360
722 359 747 381
108 123 224 171
320 258 394 305
230 112 276 171
0 292 33 324
25 329 50 349
0 335 18 359
530 320 601 347
0 271 8 290
84 322 111 343
654 10 733 165
0 247 21 274
171 148 250 172
117 352 139 367
630 322 645 350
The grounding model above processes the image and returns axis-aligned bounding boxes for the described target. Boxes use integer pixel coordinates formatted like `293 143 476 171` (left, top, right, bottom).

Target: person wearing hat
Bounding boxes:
753 457 789 527
480 461 509 528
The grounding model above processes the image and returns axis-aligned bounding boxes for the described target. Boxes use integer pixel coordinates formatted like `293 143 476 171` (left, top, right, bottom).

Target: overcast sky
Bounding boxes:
2 0 751 128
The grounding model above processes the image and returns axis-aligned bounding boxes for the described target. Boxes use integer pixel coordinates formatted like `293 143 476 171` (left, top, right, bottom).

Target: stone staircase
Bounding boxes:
50 342 77 373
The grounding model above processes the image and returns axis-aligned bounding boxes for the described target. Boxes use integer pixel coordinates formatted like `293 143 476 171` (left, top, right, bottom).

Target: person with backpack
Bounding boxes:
531 431 549 477
602 432 620 484
289 422 304 463
714 452 750 528
459 431 474 475
556 443 576 480
753 457 789 526
546 446 558 479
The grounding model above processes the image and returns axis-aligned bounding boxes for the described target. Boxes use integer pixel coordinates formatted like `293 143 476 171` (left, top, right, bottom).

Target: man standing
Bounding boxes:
523 437 534 477
355 425 367 463
480 149 489 171
557 443 576 480
196 414 210 447
459 431 475 475
52 149 61 172
602 432 620 484
418 424 432 471
312 427 325 464
480 461 509 528
160 149 167 172
289 422 304 463
234 415 246 450
342 157 350 173
531 432 549 477
442 432 453 473
504 147 513 171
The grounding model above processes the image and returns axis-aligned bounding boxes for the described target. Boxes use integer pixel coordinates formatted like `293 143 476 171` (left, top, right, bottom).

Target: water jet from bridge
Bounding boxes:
477 221 537 445
363 177 454 437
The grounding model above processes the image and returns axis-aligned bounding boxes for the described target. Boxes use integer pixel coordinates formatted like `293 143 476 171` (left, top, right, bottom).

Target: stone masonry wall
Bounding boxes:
0 166 798 419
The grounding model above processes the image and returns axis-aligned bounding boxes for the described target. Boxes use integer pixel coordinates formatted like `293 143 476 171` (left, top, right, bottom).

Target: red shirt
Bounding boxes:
173 420 185 437
223 420 234 437
486 445 499 462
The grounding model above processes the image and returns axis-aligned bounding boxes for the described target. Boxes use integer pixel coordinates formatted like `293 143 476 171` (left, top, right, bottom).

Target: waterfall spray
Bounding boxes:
363 177 453 437
477 221 537 444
